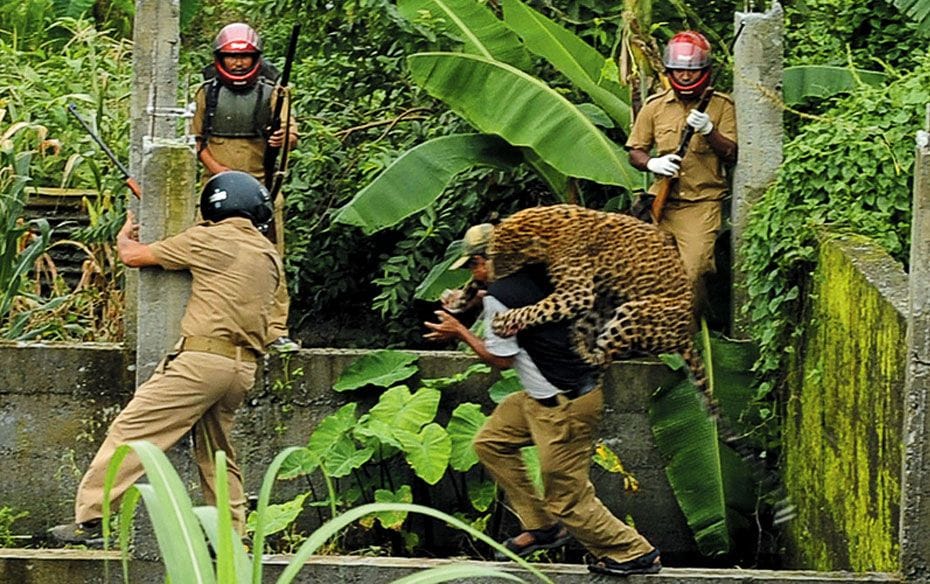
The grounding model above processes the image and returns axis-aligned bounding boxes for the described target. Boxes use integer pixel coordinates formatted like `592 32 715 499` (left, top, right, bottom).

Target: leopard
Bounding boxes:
487 203 707 399
486 204 795 522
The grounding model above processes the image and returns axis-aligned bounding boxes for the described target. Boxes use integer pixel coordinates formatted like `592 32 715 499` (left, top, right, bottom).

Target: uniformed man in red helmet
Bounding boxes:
626 31 737 302
192 22 300 353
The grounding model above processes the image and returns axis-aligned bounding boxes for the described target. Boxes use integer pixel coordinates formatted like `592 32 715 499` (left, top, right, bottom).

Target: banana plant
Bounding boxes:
334 0 639 235
893 0 930 32
648 323 761 556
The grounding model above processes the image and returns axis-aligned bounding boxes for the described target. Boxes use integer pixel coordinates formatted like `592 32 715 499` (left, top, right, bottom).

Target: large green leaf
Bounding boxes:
407 52 640 188
414 240 473 301
333 134 520 234
361 485 414 530
782 66 886 106
397 0 531 69
892 0 930 34
369 385 442 435
488 369 523 403
307 403 359 458
246 493 309 537
447 402 488 471
321 439 375 478
103 442 215 584
396 423 452 484
420 362 491 391
648 329 758 556
501 0 631 129
467 478 497 512
332 350 419 391
649 376 730 555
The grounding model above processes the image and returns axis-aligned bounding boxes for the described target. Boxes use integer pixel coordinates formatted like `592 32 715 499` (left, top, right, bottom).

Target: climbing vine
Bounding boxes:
742 54 930 398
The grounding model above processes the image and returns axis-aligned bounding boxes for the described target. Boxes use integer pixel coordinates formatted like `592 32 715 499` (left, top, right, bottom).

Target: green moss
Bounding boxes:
784 234 906 572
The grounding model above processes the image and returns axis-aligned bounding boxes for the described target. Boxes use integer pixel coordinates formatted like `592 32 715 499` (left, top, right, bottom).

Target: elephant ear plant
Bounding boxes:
102 440 554 584
274 350 498 549
269 349 638 555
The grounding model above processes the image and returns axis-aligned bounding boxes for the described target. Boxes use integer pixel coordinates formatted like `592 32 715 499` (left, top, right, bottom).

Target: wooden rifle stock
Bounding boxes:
650 86 715 223
263 24 301 194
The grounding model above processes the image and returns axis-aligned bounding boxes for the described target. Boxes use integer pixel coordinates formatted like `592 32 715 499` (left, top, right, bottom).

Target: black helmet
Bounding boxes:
200 170 273 228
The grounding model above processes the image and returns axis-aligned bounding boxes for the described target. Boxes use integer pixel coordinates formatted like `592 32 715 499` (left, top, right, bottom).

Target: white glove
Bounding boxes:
646 154 682 177
687 109 714 135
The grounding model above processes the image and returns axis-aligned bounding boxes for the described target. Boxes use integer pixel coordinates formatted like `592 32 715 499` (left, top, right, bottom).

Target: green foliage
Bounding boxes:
103 441 547 584
743 53 928 413
648 328 762 558
0 506 28 547
785 0 926 71
782 65 887 106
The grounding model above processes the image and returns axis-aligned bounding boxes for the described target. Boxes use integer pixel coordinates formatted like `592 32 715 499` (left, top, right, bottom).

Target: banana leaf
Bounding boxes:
397 0 531 69
782 66 886 106
648 329 757 556
408 52 640 189
334 134 520 234
501 0 631 129
892 0 930 33
414 239 472 301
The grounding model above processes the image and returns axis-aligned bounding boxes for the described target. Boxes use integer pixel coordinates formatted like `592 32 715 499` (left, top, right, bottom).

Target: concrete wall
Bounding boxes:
784 234 908 572
0 345 702 560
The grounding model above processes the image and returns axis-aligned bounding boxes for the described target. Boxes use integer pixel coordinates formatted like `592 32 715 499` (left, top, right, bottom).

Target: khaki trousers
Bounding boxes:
74 350 256 532
658 199 722 283
473 389 654 562
267 194 290 339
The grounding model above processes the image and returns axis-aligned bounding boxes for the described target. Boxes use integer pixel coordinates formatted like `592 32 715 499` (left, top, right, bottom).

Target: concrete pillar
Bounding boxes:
129 0 196 384
729 2 784 337
135 143 196 383
900 110 930 582
126 0 183 354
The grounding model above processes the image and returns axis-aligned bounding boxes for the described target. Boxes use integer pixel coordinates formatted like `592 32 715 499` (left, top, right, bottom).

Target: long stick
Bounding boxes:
67 103 142 199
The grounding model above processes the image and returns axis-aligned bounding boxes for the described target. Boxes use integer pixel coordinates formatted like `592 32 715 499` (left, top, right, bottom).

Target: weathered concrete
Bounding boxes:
0 346 703 559
0 550 901 583
900 116 930 581
135 142 196 383
784 234 908 572
730 2 784 336
126 0 183 351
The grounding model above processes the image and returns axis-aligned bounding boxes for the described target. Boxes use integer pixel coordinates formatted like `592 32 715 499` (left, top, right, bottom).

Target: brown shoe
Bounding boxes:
494 524 571 560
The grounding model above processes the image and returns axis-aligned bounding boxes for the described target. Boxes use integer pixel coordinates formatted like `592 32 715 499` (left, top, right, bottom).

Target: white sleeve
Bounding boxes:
482 295 520 358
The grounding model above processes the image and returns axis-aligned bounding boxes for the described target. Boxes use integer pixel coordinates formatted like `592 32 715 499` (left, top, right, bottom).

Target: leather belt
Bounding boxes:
179 336 258 363
535 380 599 408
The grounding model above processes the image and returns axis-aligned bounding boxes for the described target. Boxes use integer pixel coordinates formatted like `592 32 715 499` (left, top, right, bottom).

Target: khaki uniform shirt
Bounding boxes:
148 217 283 353
191 85 298 181
626 89 736 202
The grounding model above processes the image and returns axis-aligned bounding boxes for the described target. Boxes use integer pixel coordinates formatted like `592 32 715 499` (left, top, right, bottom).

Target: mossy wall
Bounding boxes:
784 233 908 571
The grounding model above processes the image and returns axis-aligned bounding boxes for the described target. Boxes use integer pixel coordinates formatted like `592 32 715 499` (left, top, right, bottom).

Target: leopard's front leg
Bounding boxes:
491 289 595 337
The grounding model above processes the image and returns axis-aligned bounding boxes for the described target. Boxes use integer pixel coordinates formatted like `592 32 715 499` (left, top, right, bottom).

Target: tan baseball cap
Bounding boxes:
450 223 494 269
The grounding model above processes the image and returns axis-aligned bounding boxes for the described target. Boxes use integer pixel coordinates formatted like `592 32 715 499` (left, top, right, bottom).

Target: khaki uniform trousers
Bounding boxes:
74 350 256 532
473 388 654 562
267 194 289 339
657 199 722 284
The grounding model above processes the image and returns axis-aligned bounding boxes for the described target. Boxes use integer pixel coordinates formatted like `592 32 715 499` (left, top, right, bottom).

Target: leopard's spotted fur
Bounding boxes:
488 204 706 395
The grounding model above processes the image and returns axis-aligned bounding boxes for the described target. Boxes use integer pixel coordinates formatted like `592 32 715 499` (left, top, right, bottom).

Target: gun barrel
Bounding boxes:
67 104 133 180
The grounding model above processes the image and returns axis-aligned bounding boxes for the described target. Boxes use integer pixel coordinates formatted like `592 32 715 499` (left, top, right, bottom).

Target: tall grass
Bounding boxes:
103 441 555 584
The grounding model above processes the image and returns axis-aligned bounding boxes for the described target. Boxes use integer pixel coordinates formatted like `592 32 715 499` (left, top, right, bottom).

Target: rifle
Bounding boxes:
263 24 301 199
67 103 142 200
649 85 714 223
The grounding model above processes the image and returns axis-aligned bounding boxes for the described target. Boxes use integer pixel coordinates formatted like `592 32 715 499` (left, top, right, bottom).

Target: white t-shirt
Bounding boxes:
482 295 562 400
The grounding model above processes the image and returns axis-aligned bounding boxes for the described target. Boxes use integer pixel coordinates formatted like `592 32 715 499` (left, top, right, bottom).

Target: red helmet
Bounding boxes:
663 31 712 97
213 23 263 88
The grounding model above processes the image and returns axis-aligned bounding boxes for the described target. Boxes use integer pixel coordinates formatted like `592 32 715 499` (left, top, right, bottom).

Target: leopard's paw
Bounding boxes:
491 312 521 337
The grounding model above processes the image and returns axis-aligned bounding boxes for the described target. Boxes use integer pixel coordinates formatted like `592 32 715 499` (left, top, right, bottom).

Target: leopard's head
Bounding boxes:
487 215 547 279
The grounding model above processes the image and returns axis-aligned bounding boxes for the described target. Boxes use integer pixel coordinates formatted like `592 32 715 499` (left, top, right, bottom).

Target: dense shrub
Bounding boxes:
742 53 927 397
